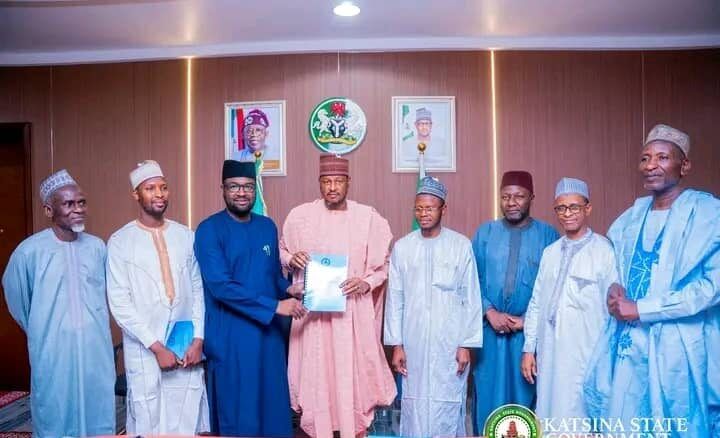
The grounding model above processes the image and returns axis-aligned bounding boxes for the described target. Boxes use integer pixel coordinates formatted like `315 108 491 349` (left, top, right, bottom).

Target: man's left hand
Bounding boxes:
183 338 204 368
456 347 471 376
341 278 371 296
287 282 305 298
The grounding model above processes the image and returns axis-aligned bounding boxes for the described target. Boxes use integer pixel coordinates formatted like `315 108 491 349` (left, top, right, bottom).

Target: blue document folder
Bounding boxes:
164 320 194 359
303 253 348 312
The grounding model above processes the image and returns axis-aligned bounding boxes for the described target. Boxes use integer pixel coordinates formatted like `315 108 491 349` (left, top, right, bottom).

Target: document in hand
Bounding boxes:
164 320 194 359
303 253 348 312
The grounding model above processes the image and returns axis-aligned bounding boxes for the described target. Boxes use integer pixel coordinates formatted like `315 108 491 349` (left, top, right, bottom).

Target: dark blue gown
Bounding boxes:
194 210 292 437
471 218 559 433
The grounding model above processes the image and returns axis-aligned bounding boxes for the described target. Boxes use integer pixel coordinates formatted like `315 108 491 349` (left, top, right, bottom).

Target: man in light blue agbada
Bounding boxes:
2 170 115 438
584 124 720 436
472 171 559 433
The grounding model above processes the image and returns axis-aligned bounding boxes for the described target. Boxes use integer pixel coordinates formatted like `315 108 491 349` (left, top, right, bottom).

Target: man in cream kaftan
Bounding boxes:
107 161 208 434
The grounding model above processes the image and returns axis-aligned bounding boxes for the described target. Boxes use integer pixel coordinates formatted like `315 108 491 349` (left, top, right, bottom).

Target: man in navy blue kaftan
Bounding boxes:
194 160 307 437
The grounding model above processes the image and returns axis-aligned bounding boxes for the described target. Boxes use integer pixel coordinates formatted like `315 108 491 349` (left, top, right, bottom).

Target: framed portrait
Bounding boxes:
225 100 286 176
392 96 456 173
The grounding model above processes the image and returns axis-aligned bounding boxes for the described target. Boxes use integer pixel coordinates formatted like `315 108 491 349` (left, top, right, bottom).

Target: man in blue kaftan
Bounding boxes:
472 171 559 433
2 170 115 438
194 160 306 437
584 124 720 437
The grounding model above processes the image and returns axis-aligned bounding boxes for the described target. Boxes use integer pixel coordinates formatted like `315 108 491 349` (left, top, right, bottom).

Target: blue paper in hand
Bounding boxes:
164 320 194 359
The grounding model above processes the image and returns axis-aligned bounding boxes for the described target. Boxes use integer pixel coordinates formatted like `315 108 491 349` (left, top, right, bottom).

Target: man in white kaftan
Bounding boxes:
107 161 209 434
521 178 618 430
384 177 483 438
2 170 115 438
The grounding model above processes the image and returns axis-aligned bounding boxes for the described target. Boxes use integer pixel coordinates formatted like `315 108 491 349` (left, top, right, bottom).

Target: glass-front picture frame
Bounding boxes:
392 96 456 173
225 100 286 176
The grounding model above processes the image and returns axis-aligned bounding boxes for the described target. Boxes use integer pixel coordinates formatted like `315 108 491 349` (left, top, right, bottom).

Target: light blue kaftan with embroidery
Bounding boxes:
584 189 720 437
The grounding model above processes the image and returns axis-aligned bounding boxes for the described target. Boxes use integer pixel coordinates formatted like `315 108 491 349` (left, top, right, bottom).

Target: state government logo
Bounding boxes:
484 404 540 438
309 97 367 155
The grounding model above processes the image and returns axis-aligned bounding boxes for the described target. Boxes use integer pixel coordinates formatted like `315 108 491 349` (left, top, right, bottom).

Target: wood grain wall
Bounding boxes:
0 49 718 242
50 61 188 236
643 50 720 196
0 67 52 230
191 52 493 238
494 51 645 233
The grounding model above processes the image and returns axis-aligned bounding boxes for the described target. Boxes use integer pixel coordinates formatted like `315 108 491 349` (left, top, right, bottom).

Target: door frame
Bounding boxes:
1 122 33 234
0 122 33 390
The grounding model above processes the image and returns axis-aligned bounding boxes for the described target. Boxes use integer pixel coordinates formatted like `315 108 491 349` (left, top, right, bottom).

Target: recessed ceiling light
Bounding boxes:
334 1 360 17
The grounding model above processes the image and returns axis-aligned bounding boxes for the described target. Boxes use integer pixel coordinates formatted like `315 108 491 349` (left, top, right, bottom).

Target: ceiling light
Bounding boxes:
334 1 360 17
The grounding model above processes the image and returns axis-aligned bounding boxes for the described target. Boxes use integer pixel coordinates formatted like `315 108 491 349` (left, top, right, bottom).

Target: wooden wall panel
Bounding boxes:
343 52 493 238
191 53 340 229
643 49 720 196
0 67 52 230
495 51 645 234
191 52 494 238
50 60 187 240
1 49 718 242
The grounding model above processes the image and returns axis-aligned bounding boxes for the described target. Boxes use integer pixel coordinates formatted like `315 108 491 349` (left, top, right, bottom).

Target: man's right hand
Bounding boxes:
521 352 537 384
486 308 512 334
276 298 307 319
392 346 408 376
149 341 179 371
289 251 311 270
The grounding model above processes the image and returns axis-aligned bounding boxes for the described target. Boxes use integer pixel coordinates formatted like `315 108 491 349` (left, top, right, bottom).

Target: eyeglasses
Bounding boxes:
244 126 265 135
224 183 256 193
414 206 441 214
553 203 587 215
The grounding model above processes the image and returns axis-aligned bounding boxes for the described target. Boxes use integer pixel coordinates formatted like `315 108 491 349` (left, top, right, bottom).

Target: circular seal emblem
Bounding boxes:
321 257 331 266
309 97 367 155
484 404 540 438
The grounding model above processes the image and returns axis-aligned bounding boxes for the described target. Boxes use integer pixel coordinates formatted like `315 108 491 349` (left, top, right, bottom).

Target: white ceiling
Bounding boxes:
1 0 719 66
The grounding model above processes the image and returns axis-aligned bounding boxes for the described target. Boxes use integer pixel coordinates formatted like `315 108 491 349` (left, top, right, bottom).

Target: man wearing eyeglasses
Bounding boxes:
280 154 396 438
384 176 483 437
194 159 306 437
520 178 617 432
471 170 559 432
584 124 720 436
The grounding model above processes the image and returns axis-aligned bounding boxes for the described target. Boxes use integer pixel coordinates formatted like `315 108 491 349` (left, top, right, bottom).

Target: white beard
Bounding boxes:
71 223 85 233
